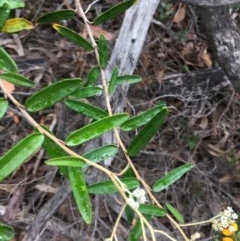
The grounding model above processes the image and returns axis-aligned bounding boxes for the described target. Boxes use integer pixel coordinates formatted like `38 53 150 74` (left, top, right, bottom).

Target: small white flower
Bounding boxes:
232 213 238 220
132 188 147 204
223 209 232 217
127 197 139 209
227 207 234 213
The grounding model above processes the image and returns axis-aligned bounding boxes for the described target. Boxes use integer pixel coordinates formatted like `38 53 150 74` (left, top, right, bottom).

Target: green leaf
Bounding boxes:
127 106 168 156
1 18 33 33
69 87 102 98
25 78 82 112
36 9 75 24
0 72 34 87
166 203 184 223
0 98 8 119
98 34 108 68
93 0 136 25
83 145 118 164
152 163 194 192
128 215 151 241
64 99 107 120
66 113 128 146
108 67 118 95
0 133 44 181
117 75 142 85
53 24 93 50
121 104 167 131
0 47 18 72
0 223 14 241
139 204 166 217
85 66 100 86
46 156 86 168
0 0 24 9
0 4 10 29
125 205 135 223
68 167 92 224
87 177 139 194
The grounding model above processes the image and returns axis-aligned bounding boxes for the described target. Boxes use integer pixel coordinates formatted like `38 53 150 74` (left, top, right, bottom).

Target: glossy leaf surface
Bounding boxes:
0 223 14 241
117 75 142 85
1 18 33 33
0 133 44 181
37 9 75 24
127 106 167 156
152 163 194 192
93 0 136 25
87 177 139 194
139 204 166 217
121 104 167 131
69 167 92 224
25 78 82 112
0 47 18 72
66 113 128 146
69 87 102 98
0 72 33 87
53 24 93 50
166 203 184 223
46 156 85 167
108 67 118 95
98 34 108 68
64 99 107 120
0 98 8 119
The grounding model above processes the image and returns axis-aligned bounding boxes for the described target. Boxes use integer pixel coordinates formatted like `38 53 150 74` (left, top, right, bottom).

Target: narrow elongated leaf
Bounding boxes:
117 75 142 85
1 18 33 33
64 99 107 120
53 24 93 50
25 78 82 112
66 113 128 146
139 204 166 217
108 67 118 95
0 3 10 29
69 87 102 98
152 163 194 192
0 47 18 72
68 167 92 224
85 66 100 86
127 106 167 156
128 216 151 241
0 133 44 181
36 10 75 24
125 205 135 223
87 178 139 194
0 0 24 9
166 203 184 223
0 98 8 119
93 0 136 25
98 34 108 68
83 145 118 163
0 72 33 87
121 104 166 131
0 223 14 241
46 156 86 167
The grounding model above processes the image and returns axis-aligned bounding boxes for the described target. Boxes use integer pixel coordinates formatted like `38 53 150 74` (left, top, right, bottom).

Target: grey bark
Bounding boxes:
174 0 240 6
199 6 240 92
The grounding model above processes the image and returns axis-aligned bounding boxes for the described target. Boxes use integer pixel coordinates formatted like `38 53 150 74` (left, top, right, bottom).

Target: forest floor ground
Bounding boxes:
0 0 240 240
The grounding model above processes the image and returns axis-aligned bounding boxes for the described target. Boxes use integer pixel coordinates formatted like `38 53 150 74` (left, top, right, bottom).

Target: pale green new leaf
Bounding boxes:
66 113 128 146
0 133 44 181
0 0 24 9
68 167 92 224
0 98 8 119
152 163 194 192
166 203 184 223
25 78 82 112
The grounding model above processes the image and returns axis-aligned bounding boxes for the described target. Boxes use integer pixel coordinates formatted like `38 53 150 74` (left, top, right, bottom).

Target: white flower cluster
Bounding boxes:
212 207 238 231
126 188 147 209
190 232 201 241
